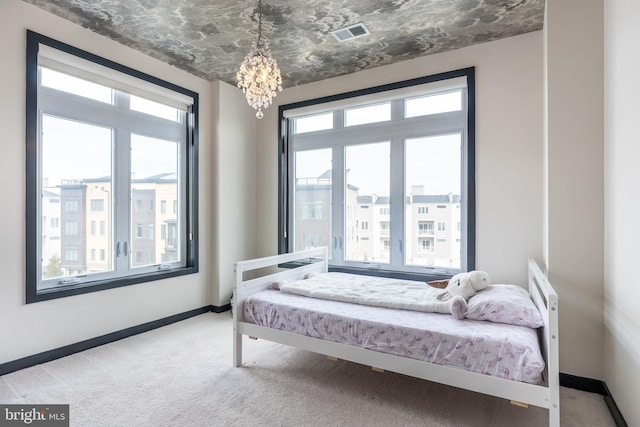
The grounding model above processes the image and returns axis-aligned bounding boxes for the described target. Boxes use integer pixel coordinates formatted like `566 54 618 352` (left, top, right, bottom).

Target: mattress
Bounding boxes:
243 288 545 384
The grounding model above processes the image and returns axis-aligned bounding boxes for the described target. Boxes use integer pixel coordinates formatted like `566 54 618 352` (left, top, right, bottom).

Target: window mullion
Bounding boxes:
114 123 131 274
389 137 405 268
179 113 189 265
332 145 345 264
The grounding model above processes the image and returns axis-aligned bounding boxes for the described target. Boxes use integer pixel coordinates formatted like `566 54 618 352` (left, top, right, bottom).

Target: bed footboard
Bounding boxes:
528 258 560 426
232 247 328 367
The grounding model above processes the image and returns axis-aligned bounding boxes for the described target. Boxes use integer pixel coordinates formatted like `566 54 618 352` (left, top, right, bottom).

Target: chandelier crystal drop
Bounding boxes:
236 0 282 119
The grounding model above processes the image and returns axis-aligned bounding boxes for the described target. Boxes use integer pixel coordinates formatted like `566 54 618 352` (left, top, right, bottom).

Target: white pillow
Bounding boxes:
465 284 544 328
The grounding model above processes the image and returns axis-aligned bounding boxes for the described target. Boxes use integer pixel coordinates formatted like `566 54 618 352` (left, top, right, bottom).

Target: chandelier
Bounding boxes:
236 0 283 119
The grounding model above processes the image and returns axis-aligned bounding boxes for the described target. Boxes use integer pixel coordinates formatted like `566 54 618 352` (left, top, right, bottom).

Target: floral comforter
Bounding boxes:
243 289 545 384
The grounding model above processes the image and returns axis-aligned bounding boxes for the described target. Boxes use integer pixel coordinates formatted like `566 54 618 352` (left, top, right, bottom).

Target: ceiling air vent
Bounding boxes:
331 23 370 42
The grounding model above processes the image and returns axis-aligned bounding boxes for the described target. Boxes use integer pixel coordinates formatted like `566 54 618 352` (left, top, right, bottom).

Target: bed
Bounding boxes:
233 247 559 426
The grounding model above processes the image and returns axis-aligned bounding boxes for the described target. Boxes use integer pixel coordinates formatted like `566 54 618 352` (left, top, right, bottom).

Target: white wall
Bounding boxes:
0 0 213 364
211 80 257 306
604 1 640 426
256 31 544 287
543 0 604 380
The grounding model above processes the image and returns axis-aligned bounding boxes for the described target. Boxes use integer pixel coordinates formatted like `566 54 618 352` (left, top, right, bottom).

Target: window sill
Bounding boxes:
27 266 198 304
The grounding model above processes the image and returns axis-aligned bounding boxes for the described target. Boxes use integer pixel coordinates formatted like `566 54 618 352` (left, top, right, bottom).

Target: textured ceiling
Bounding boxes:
22 0 544 88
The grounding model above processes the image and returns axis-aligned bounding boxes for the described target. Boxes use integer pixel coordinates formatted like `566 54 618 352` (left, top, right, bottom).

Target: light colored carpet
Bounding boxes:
0 313 616 427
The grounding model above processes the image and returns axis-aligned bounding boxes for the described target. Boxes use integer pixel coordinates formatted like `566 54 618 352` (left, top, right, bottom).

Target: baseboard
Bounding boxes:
211 303 231 313
602 382 629 427
0 305 214 377
560 373 628 427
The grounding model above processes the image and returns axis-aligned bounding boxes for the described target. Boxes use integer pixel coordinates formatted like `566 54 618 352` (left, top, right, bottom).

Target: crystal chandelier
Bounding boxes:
236 0 283 119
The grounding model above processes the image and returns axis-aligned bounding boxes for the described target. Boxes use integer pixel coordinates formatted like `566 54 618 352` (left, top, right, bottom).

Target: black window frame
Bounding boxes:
25 30 199 303
277 67 475 281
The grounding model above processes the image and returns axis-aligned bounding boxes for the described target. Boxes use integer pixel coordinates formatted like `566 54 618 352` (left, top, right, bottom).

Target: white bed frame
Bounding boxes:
233 248 559 426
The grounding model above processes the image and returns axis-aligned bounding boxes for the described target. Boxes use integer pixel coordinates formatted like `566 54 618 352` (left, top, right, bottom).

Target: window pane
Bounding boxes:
130 134 179 268
404 133 461 269
130 95 180 122
294 112 333 134
294 149 332 254
344 103 390 127
405 90 462 118
41 115 113 281
344 142 390 263
41 68 113 104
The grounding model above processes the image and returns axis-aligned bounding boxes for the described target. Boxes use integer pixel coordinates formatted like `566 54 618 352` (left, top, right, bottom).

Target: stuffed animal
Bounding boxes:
429 270 491 319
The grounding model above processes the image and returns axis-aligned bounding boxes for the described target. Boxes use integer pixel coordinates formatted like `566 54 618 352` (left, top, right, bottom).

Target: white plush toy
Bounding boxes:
430 270 491 319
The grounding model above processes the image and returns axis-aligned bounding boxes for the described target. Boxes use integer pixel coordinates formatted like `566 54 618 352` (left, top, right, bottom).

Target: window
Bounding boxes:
160 200 167 214
405 90 462 118
90 199 104 211
279 68 474 280
302 233 323 249
344 103 390 127
418 221 434 235
419 239 433 252
64 199 78 212
294 112 333 134
301 201 323 219
64 246 79 262
26 31 199 302
64 222 78 236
